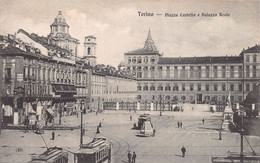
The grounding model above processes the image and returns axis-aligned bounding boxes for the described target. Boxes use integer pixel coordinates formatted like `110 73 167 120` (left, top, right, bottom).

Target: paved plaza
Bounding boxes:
0 110 259 163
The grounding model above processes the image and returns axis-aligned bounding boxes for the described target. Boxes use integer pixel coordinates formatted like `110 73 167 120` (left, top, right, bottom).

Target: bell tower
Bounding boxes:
83 35 97 66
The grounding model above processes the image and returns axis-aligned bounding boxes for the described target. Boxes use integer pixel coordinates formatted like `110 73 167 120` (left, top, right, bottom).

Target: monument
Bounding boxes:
222 92 234 130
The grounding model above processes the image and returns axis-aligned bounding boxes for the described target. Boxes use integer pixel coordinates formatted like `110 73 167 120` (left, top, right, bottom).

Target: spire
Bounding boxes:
143 29 158 52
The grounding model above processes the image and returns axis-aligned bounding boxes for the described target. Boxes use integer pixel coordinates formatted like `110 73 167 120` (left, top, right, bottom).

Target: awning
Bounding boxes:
52 84 77 95
46 109 55 116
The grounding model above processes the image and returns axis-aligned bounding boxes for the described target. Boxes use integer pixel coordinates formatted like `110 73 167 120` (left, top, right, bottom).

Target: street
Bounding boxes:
0 110 259 163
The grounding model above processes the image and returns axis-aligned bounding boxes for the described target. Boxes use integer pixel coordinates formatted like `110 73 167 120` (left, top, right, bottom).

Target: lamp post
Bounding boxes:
80 99 84 148
160 95 162 116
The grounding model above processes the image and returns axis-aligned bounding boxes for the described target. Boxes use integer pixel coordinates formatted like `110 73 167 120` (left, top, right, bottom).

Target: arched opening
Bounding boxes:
88 47 91 55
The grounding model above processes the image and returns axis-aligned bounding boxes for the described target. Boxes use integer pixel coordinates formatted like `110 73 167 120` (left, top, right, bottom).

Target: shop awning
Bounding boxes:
52 84 77 95
46 109 55 116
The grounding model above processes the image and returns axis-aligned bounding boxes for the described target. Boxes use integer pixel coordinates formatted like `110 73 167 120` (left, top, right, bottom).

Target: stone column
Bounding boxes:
137 102 140 111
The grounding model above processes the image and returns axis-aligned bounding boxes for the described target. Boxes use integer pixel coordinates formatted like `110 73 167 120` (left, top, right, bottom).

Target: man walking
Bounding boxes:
127 151 132 163
132 151 136 163
177 121 180 128
202 118 205 125
180 122 183 128
181 146 186 157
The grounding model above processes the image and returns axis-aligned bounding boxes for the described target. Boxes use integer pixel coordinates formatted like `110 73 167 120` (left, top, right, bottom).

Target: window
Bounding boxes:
166 66 170 78
132 58 136 63
144 57 148 63
137 58 142 64
151 58 155 63
190 66 194 78
214 84 218 91
205 66 210 78
197 83 201 91
253 55 257 62
246 55 250 62
143 85 148 91
181 66 186 78
238 66 243 78
158 66 162 78
246 66 250 78
206 84 209 91
128 58 131 64
158 86 163 91
239 83 243 91
165 84 171 91
137 72 142 78
173 84 178 91
197 66 202 78
150 85 155 91
253 66 256 77
137 95 141 100
230 84 234 91
246 83 250 91
222 83 226 91
182 83 185 91
230 66 234 78
222 66 226 78
213 66 218 78
5 68 11 82
190 83 194 91
137 86 141 91
174 66 178 78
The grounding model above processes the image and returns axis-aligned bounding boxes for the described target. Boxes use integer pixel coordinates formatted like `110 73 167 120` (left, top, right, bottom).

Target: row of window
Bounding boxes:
137 83 256 92
128 57 155 64
245 54 257 63
136 94 243 103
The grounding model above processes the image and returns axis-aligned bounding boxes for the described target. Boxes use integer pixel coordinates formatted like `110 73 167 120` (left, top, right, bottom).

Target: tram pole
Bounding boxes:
80 100 83 148
240 110 244 163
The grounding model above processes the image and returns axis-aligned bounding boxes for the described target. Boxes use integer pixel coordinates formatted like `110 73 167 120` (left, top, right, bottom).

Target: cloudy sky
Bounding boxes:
0 0 259 67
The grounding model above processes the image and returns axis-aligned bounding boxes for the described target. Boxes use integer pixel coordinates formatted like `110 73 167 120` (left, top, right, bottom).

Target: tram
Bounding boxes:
138 114 151 129
28 147 68 163
74 137 112 163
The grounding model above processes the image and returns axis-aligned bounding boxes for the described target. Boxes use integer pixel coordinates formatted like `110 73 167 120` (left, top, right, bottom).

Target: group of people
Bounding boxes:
127 151 137 163
177 121 183 128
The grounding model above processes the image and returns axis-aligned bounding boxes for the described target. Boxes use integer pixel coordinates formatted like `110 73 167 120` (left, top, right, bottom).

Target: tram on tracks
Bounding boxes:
74 137 112 163
28 147 68 163
137 114 151 129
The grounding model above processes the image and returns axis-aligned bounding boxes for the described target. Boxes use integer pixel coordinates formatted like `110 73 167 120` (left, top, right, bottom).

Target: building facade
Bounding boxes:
90 64 137 111
124 30 260 110
0 12 90 126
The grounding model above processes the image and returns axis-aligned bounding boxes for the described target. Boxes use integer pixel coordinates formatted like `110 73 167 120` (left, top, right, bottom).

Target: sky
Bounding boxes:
0 0 259 67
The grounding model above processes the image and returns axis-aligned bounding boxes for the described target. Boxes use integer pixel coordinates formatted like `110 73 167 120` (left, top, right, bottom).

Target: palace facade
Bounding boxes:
123 30 260 110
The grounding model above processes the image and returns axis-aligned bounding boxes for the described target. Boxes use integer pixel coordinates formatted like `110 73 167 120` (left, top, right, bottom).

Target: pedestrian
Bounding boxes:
153 129 156 137
177 121 180 128
219 131 222 140
181 146 186 157
132 151 136 163
52 131 55 140
180 122 183 128
99 121 102 127
127 151 132 163
130 115 132 121
96 126 100 134
202 118 205 125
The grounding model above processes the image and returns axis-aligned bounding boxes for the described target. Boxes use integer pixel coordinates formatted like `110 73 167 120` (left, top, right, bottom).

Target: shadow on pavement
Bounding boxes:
175 154 183 158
